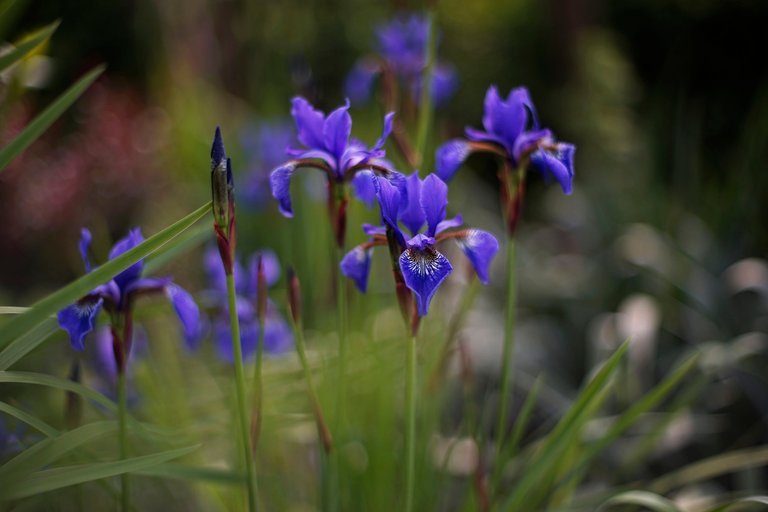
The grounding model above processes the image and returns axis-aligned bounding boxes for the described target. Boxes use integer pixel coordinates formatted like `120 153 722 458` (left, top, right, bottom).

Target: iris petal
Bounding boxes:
375 176 402 234
351 170 377 208
531 144 575 195
371 112 395 153
435 213 463 234
456 229 500 284
399 247 452 316
270 162 297 217
323 100 352 162
435 140 471 183
399 172 425 235
165 284 202 349
108 228 145 291
421 174 448 237
79 228 93 272
57 298 104 352
340 245 372 293
291 97 326 150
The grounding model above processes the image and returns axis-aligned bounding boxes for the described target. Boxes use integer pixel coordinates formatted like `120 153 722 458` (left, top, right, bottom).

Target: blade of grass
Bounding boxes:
0 400 58 437
0 316 59 370
0 20 58 72
0 370 116 412
596 490 683 512
500 341 629 511
0 421 118 485
0 64 104 171
1 444 199 500
0 201 211 349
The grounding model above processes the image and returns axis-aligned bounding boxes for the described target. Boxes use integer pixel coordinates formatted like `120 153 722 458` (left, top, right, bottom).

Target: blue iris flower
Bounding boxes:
341 172 500 316
270 96 401 219
202 247 293 362
56 228 202 354
344 13 458 106
435 85 575 194
239 121 296 210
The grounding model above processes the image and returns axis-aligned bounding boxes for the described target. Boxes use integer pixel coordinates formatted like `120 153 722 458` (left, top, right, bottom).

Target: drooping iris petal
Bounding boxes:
108 228 145 291
340 245 372 293
165 284 202 349
351 170 377 208
435 140 471 183
371 112 395 153
345 59 380 104
57 298 104 352
323 100 352 162
435 213 463 234
291 97 326 150
456 229 500 284
270 162 298 217
399 246 453 316
79 228 93 272
262 313 294 354
399 172 425 236
530 143 575 195
421 174 448 237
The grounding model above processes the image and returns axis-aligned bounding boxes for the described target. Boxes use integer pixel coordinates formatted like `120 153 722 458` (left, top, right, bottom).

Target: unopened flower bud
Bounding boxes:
211 127 234 231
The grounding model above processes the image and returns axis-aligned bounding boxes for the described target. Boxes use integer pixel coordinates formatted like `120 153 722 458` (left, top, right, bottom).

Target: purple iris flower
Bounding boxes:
270 96 399 218
202 247 293 362
435 85 575 194
344 14 458 106
56 228 202 357
341 172 500 316
240 121 296 209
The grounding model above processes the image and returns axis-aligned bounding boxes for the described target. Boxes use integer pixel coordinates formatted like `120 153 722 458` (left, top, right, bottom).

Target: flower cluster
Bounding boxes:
341 172 499 316
345 13 457 106
57 228 201 369
202 247 293 362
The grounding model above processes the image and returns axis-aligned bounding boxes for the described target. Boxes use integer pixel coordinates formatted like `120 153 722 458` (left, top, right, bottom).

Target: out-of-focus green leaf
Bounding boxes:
711 496 768 511
0 20 58 72
0 64 104 172
0 371 116 412
136 463 246 485
0 444 199 500
0 316 58 370
0 201 211 350
597 490 683 512
0 401 58 437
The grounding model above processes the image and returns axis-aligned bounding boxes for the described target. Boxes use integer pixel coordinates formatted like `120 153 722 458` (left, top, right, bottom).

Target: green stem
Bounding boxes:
493 236 517 494
226 272 258 512
117 370 129 512
252 309 265 448
334 242 348 421
404 332 418 512
415 9 437 169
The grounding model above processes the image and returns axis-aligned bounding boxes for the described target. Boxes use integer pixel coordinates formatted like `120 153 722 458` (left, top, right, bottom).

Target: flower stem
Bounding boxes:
404 332 418 512
226 272 258 512
415 9 437 169
251 310 265 449
117 369 129 512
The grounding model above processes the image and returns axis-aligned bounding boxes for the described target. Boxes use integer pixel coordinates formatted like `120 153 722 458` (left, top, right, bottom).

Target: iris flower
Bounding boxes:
341 172 500 316
436 85 575 194
202 247 293 362
57 228 201 365
270 96 402 246
344 13 458 106
239 121 295 209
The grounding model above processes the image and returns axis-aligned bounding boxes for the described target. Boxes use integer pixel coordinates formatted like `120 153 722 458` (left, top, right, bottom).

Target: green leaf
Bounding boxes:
0 20 58 72
1 444 199 500
0 64 105 171
0 370 117 412
136 463 246 485
0 316 59 370
0 421 118 486
0 400 58 437
597 490 683 512
500 341 629 510
712 497 768 511
0 201 211 350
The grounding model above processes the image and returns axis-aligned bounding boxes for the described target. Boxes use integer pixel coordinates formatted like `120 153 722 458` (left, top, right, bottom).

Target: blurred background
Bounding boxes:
1 0 768 509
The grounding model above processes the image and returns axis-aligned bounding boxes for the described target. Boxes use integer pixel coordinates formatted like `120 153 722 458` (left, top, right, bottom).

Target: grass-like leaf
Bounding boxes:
0 421 118 487
0 370 117 412
597 490 683 512
0 444 199 500
0 20 58 72
0 316 59 370
711 496 768 511
0 64 104 172
0 400 58 437
500 340 629 510
0 201 211 350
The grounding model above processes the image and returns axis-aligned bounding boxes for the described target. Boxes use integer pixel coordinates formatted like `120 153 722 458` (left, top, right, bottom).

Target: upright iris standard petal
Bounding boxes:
323 100 352 162
291 97 326 149
435 140 471 183
531 144 575 195
270 162 298 217
399 245 453 316
57 298 104 351
399 172 425 236
375 177 403 235
79 228 93 272
340 246 372 293
455 229 500 284
421 174 448 237
165 284 202 348
108 228 145 291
